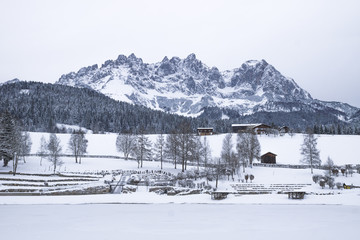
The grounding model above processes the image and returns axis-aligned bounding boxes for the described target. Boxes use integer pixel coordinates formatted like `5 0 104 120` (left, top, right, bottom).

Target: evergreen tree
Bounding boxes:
0 111 21 169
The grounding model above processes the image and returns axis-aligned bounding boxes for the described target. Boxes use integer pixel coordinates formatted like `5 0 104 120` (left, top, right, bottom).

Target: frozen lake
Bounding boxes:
1 204 359 240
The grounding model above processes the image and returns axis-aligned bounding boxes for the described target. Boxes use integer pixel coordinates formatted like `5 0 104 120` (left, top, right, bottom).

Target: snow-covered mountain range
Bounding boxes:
57 53 359 122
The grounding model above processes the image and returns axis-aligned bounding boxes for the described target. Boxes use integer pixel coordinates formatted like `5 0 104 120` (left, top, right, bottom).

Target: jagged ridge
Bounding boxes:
57 53 358 123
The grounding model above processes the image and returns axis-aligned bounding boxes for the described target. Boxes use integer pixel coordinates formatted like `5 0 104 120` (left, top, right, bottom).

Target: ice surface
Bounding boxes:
0 204 359 240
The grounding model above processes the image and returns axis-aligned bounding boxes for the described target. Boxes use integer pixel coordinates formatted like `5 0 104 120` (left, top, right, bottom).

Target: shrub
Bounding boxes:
312 174 322 184
331 168 339 177
245 174 249 183
319 179 326 189
327 178 335 189
177 172 186 180
336 182 343 190
250 174 254 183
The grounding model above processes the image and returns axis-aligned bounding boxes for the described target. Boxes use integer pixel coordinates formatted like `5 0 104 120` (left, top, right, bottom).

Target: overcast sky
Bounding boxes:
1 0 359 107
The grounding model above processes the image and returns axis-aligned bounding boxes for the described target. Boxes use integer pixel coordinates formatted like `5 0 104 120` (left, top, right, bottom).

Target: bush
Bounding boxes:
336 182 343 190
245 174 249 183
319 179 326 189
332 168 339 177
312 174 322 184
186 171 195 179
177 172 187 180
250 174 254 183
327 178 335 189
178 179 187 188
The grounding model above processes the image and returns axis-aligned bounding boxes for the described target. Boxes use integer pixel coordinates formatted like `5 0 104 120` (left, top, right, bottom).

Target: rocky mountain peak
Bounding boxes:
56 53 357 120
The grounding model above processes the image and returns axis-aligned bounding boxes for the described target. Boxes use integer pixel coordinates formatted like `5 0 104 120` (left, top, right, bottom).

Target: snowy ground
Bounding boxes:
0 204 359 240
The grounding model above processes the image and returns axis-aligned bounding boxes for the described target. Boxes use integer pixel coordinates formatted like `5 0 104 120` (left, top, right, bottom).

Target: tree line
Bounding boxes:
313 124 360 135
0 81 203 134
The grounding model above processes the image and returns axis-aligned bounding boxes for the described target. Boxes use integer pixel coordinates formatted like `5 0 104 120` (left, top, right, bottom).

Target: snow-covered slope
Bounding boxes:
57 53 358 120
28 132 360 166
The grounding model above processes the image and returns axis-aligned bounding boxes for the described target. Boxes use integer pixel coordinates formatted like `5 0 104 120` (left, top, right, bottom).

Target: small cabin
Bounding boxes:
197 127 213 136
232 123 272 134
261 152 277 164
279 126 289 134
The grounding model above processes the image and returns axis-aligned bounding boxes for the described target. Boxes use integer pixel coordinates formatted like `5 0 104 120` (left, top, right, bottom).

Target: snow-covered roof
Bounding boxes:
231 123 262 127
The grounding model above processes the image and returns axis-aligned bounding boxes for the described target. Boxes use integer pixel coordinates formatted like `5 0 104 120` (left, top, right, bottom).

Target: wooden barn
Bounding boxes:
261 152 277 164
197 127 214 136
232 123 272 134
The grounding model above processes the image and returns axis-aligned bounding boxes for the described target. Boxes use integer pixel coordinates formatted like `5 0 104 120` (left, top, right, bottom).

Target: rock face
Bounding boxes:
57 53 358 122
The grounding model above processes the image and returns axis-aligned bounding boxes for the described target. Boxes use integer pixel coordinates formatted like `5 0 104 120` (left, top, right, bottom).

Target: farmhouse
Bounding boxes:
197 127 214 136
232 123 272 134
261 152 277 164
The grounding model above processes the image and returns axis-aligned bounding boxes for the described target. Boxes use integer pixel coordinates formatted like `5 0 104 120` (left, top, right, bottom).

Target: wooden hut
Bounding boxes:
261 152 277 164
197 127 213 136
279 126 289 134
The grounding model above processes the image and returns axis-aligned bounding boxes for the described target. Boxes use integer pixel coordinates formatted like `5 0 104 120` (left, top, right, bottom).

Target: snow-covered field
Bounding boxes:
27 132 360 165
1 132 360 239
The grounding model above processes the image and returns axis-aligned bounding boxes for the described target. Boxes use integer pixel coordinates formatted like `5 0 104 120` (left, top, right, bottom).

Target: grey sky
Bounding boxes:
1 0 359 107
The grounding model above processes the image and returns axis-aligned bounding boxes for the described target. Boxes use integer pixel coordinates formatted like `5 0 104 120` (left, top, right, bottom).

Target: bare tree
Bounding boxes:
165 132 179 169
202 136 211 169
177 122 195 172
37 136 47 166
300 132 321 174
68 130 88 164
116 133 136 160
19 132 32 163
47 133 63 174
221 133 236 168
193 136 203 171
132 133 152 168
154 134 165 169
323 156 334 176
237 132 261 170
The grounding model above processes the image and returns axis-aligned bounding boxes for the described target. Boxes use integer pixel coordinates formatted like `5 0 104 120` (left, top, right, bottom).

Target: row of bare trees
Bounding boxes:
220 132 261 179
116 123 262 180
116 123 212 172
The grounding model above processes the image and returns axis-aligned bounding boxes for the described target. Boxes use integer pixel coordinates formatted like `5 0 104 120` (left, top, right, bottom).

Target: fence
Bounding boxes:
253 163 326 170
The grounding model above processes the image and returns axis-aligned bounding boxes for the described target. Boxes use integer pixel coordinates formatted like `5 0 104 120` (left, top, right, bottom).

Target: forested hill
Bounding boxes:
0 81 208 133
